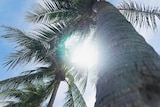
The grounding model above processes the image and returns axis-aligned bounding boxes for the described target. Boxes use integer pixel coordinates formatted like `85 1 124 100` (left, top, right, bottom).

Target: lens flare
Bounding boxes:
65 37 98 68
71 44 97 68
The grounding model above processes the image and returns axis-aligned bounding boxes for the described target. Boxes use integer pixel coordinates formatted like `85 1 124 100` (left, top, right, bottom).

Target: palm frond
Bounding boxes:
118 0 160 30
1 25 60 68
26 0 96 38
63 84 74 107
3 49 34 69
1 26 50 52
32 21 69 47
0 67 55 90
71 0 94 12
64 81 87 107
43 79 56 101
78 71 88 93
1 26 35 47
73 14 96 40
0 89 26 101
32 22 75 63
67 68 88 94
1 100 20 107
20 83 49 107
29 12 94 41
0 76 58 107
1 83 51 107
26 0 77 23
4 102 21 107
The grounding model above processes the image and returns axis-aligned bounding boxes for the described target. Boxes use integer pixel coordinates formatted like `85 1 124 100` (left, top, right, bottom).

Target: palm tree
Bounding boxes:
2 0 160 106
26 0 160 106
0 24 88 107
93 1 160 107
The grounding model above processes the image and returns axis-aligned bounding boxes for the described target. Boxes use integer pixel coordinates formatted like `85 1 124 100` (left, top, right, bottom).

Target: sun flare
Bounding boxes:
65 37 98 68
71 43 98 68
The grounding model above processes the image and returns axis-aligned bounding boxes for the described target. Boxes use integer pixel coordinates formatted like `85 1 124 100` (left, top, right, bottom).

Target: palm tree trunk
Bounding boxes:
47 80 61 107
94 1 160 107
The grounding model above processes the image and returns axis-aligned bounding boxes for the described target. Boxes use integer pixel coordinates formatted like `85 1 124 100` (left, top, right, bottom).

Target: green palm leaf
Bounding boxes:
1 26 36 47
0 76 58 107
64 71 88 107
26 0 96 39
0 67 55 90
1 26 50 69
1 23 69 69
26 0 77 23
34 22 67 40
118 0 160 29
1 83 50 107
69 68 89 93
64 81 87 107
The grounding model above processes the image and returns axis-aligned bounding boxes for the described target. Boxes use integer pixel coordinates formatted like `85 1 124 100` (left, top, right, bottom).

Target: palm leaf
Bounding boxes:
26 0 77 23
1 24 69 69
64 81 87 107
67 68 89 94
0 100 19 107
118 0 160 30
70 0 95 12
26 0 96 39
34 22 67 40
1 26 36 47
0 89 26 101
1 26 51 69
63 84 74 107
0 67 55 90
2 84 48 107
1 79 56 107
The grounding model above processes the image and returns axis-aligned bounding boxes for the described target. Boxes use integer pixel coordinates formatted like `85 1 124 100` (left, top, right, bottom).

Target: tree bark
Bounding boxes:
94 1 160 107
47 80 61 107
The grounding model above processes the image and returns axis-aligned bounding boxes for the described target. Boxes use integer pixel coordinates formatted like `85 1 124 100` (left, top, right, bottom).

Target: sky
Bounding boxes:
0 0 160 107
0 0 36 80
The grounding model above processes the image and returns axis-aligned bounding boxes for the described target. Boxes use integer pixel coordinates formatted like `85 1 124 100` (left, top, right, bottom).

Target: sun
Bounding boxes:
65 36 98 68
71 42 98 68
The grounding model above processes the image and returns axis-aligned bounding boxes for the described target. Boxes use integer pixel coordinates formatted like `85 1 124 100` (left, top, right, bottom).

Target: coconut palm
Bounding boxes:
25 0 160 107
2 0 160 107
25 0 160 106
0 24 88 107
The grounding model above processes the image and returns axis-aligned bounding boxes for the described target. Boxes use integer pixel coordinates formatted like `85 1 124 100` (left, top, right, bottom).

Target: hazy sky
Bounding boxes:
0 0 160 107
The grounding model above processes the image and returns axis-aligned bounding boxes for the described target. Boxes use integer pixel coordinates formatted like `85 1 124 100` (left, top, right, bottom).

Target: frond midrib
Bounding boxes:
118 7 160 16
29 9 71 18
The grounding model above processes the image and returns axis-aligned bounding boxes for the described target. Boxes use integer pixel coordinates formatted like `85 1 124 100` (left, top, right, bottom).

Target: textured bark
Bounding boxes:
94 1 160 107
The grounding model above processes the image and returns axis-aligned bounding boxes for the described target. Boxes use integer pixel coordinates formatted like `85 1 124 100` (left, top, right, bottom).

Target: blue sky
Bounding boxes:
0 0 160 107
0 0 36 80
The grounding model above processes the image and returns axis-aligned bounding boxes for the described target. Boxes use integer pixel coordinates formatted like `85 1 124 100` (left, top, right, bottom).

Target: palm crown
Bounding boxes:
0 24 88 107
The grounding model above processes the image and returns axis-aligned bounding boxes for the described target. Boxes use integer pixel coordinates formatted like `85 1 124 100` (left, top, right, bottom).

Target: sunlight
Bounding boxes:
71 42 97 67
65 36 98 68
